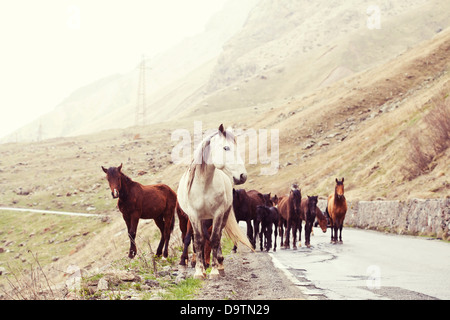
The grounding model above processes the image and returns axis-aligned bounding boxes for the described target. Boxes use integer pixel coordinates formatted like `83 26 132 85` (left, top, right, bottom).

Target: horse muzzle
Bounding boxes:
233 173 247 185
111 189 119 198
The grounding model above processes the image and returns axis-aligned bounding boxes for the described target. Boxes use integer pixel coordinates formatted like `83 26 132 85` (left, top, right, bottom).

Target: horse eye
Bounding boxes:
223 146 230 151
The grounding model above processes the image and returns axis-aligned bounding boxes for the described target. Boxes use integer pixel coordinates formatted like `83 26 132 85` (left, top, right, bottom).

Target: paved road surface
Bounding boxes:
0 207 100 217
269 227 450 300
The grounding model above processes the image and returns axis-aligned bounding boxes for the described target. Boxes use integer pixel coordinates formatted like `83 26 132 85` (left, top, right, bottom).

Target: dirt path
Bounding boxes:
194 249 306 300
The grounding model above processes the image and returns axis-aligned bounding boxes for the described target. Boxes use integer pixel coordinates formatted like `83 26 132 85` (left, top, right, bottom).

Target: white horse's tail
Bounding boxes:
224 207 255 252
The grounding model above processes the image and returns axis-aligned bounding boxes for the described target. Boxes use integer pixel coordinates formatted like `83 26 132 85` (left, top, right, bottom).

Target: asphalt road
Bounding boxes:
268 227 450 300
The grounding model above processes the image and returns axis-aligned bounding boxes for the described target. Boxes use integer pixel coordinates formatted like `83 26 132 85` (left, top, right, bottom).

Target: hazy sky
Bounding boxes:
0 0 228 139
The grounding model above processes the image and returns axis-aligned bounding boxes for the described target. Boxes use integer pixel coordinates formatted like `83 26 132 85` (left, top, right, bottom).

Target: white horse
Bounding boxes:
177 124 253 279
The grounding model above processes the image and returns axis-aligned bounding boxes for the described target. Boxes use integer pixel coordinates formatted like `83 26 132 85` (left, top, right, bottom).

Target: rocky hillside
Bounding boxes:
183 0 450 117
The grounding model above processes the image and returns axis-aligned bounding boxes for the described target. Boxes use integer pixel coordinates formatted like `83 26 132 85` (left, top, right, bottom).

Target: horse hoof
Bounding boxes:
339 240 343 244
179 265 187 272
194 273 206 280
194 269 206 280
306 244 311 248
209 269 220 280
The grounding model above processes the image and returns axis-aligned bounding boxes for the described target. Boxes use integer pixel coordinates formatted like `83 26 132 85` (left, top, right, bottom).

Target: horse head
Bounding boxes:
102 163 123 198
263 193 273 206
209 124 247 185
289 185 302 215
335 177 345 200
271 194 279 206
307 195 318 217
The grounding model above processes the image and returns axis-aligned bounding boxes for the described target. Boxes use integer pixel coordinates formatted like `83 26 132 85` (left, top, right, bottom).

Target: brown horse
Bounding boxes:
232 189 268 251
102 164 176 258
278 184 302 249
300 196 328 248
326 178 347 244
179 203 213 268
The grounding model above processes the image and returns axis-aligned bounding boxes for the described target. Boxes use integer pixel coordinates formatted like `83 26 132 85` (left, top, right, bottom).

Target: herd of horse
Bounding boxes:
102 124 347 280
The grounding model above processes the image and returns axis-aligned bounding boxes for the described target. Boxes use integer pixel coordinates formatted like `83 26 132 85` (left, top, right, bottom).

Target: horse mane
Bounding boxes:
117 171 135 200
187 128 236 193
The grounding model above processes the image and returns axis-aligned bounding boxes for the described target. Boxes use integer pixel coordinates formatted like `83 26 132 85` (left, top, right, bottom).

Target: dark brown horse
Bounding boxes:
278 184 302 249
102 164 176 258
179 203 213 268
232 189 254 251
232 189 269 251
254 205 279 252
300 196 327 248
326 178 348 244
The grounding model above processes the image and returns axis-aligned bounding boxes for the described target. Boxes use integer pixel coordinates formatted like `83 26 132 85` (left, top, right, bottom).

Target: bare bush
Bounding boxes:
1 251 61 300
423 98 450 154
403 95 450 180
403 131 434 179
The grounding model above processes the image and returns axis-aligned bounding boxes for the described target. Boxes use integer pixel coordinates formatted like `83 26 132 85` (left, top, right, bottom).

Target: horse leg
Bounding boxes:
297 220 302 248
209 218 224 279
266 223 272 252
273 222 278 252
190 232 197 268
127 215 139 259
180 226 193 267
191 221 206 279
279 221 284 250
332 225 338 244
292 220 298 250
339 222 343 244
305 221 311 248
284 220 291 249
259 223 264 252
247 219 255 249
211 207 231 279
154 216 166 257
162 207 175 258
253 219 261 251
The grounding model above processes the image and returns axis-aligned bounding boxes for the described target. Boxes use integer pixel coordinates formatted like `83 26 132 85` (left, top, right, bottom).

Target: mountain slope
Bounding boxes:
180 0 450 118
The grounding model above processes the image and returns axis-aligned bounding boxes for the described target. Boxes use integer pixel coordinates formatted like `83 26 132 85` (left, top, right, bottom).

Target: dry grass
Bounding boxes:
403 93 450 180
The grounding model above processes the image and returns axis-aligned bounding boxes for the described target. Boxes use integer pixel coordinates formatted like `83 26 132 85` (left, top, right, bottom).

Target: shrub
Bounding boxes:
403 94 450 180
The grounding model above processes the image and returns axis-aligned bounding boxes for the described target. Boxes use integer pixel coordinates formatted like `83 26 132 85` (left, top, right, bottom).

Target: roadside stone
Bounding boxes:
302 140 315 150
144 279 160 288
97 278 109 291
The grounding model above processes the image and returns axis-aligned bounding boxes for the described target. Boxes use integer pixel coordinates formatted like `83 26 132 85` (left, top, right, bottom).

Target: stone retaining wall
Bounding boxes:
318 198 450 239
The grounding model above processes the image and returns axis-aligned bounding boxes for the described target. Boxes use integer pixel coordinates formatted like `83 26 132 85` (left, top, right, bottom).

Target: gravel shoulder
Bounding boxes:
194 248 306 300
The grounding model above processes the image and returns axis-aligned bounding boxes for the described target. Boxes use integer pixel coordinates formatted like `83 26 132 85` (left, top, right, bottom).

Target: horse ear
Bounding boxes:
118 163 123 172
342 177 344 183
102 166 108 173
336 178 338 183
218 124 225 135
